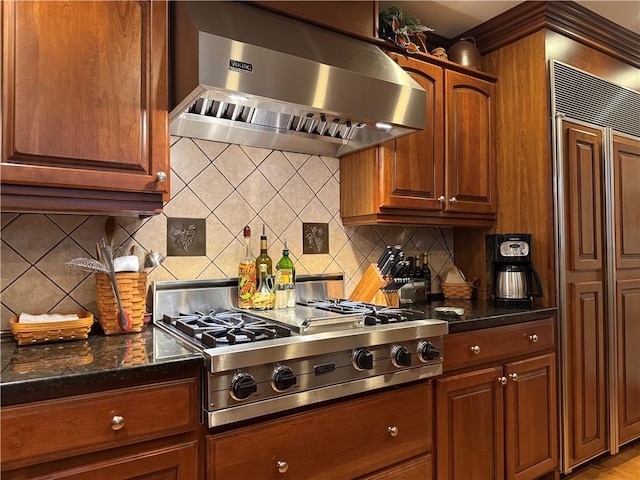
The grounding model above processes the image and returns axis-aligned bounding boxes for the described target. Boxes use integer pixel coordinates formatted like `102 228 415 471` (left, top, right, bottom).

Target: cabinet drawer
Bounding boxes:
1 378 198 468
443 318 554 371
209 382 432 480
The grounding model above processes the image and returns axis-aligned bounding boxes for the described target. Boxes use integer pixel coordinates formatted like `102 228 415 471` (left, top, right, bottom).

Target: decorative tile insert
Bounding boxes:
0 138 456 332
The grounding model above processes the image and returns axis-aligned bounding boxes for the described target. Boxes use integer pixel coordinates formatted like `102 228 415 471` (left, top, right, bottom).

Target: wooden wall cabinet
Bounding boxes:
1 0 169 216
208 382 433 480
1 378 200 479
435 319 558 480
340 53 496 227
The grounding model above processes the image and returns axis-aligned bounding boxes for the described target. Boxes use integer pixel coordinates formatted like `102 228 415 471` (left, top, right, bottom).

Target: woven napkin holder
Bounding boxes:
95 272 147 335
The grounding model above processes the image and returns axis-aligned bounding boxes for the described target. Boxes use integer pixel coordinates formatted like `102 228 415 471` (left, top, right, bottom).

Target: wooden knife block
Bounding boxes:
349 264 386 303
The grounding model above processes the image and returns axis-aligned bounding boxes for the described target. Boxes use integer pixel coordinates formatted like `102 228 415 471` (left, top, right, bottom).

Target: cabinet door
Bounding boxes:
612 134 640 445
359 454 432 480
1 1 169 210
378 55 444 211
562 122 608 467
444 70 496 215
505 353 558 480
435 366 504 480
209 382 432 480
12 442 199 480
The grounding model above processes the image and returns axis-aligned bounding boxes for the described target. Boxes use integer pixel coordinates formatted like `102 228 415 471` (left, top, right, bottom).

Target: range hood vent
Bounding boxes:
170 1 426 157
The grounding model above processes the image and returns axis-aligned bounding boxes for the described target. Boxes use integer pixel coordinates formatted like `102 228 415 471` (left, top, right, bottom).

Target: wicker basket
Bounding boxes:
96 272 147 335
441 282 474 300
10 312 94 346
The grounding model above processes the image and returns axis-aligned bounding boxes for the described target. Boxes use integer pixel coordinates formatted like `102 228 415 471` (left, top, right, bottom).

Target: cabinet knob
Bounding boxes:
438 195 446 203
388 425 399 437
111 415 125 431
155 171 167 182
509 373 519 382
498 376 507 385
470 345 480 354
529 334 539 343
450 196 458 204
277 461 289 474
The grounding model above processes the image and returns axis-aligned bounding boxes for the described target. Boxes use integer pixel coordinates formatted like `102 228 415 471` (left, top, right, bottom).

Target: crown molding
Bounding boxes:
461 1 640 68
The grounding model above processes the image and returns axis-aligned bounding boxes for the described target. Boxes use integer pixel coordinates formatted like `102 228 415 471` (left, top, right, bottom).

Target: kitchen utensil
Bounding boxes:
144 251 165 269
101 244 132 332
105 217 117 249
65 258 109 274
376 246 393 267
434 306 465 317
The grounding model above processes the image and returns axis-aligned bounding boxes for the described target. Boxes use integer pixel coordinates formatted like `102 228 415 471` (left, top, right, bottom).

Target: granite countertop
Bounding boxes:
0 302 556 406
411 300 557 333
0 324 204 406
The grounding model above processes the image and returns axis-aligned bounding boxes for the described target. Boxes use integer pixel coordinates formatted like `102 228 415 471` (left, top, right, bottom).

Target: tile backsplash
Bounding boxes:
0 137 455 332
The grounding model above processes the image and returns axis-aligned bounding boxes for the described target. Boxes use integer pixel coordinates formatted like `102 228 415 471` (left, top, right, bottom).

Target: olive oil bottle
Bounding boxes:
255 224 272 275
275 240 295 308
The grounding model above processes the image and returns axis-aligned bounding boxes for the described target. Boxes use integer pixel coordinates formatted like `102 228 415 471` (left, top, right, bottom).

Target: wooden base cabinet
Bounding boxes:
1 0 169 216
435 319 558 480
207 382 433 480
1 378 200 479
340 53 496 227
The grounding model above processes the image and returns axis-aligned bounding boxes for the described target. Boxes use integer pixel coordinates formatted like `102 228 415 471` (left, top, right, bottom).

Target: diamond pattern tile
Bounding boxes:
299 156 332 192
2 215 65 263
170 137 211 184
282 174 314 215
0 137 458 332
214 144 255 187
258 151 296 191
213 192 257 236
190 164 234 211
237 169 277 214
163 187 211 219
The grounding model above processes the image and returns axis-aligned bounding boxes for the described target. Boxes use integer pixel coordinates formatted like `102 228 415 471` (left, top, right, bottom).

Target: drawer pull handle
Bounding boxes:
438 195 446 203
277 461 289 474
388 426 399 437
470 345 480 354
155 171 167 183
111 415 125 431
498 376 507 385
529 334 539 343
509 373 519 382
450 196 458 204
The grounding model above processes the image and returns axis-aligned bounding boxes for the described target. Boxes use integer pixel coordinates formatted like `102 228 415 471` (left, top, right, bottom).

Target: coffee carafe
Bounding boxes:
486 233 543 308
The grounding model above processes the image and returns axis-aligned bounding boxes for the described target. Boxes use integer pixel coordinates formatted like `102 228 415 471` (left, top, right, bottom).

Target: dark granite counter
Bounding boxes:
0 325 204 406
411 300 557 333
0 302 555 406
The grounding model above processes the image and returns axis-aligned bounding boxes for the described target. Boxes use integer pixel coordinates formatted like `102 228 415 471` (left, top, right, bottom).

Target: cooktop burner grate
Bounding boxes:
162 311 292 348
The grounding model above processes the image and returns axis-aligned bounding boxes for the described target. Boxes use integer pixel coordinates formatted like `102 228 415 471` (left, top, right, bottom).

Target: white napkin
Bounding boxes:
18 313 80 323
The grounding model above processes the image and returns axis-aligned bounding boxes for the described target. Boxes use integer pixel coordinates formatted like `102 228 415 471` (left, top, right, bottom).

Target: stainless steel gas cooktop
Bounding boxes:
153 274 447 427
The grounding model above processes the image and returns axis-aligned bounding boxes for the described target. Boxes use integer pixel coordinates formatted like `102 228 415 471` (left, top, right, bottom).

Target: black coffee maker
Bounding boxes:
486 233 543 308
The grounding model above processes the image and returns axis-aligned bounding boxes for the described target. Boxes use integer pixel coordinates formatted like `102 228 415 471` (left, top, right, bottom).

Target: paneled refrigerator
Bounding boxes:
551 60 640 473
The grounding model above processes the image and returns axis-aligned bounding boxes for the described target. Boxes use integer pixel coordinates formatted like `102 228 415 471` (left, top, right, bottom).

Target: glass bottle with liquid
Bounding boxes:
275 240 295 309
255 225 272 275
253 263 275 310
237 225 256 309
421 252 432 302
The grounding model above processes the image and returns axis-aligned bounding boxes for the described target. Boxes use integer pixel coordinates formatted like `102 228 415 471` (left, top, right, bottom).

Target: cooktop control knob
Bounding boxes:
230 372 257 401
352 347 374 371
392 345 412 368
418 341 441 362
272 366 297 392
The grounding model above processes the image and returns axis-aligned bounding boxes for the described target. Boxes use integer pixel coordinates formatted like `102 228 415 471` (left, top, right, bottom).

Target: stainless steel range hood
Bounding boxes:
170 1 426 158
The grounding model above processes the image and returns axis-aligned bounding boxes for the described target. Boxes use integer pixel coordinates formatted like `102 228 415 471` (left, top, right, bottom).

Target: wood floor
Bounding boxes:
565 440 640 479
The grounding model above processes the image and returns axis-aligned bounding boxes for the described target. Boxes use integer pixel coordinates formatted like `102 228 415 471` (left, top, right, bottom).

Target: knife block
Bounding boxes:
348 264 386 303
